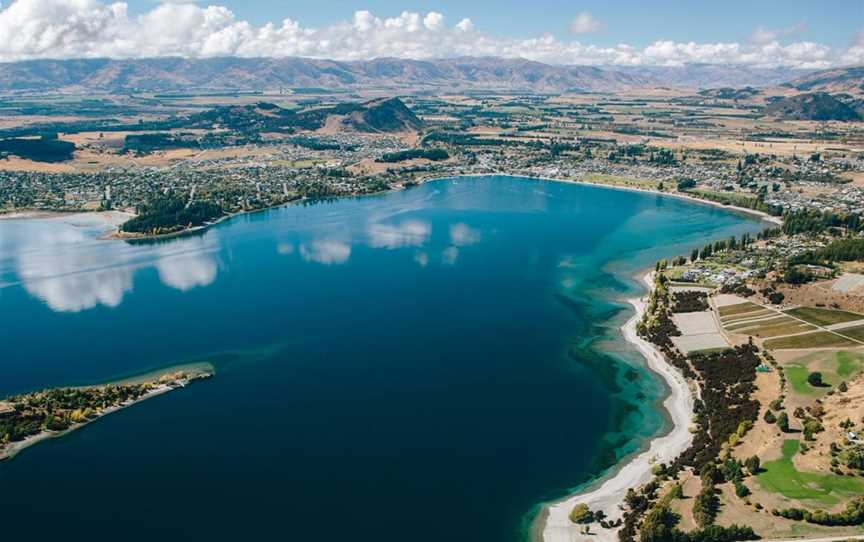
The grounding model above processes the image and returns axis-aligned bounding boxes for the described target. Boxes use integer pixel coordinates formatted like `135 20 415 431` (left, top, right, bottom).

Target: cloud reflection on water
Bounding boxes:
14 224 135 312
3 216 220 312
448 223 481 246
299 240 351 265
441 246 459 266
155 238 220 292
367 220 431 249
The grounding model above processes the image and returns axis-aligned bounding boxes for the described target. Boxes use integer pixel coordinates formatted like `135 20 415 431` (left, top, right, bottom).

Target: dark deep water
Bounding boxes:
0 177 763 541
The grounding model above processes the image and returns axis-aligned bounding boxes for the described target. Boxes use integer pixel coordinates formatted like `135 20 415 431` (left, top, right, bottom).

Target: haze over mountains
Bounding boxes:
0 56 827 94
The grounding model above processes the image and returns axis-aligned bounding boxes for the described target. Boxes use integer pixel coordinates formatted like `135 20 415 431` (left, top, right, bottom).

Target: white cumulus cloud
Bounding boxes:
569 12 601 34
0 0 859 68
749 22 807 45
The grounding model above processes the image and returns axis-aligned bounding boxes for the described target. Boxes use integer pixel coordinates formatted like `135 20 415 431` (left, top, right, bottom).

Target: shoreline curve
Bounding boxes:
539 272 696 542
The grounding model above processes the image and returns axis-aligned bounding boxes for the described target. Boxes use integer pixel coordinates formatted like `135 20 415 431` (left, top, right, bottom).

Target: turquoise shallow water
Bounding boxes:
0 177 763 541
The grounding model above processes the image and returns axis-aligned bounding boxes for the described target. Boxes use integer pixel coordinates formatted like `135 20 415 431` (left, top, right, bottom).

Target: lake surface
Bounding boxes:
0 177 763 541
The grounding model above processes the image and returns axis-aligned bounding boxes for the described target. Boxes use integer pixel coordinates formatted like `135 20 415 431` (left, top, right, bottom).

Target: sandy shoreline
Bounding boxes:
0 210 71 220
0 209 134 227
540 272 696 542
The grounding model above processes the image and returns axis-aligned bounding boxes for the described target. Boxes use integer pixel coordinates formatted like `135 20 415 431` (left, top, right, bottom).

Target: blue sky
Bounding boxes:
124 0 863 48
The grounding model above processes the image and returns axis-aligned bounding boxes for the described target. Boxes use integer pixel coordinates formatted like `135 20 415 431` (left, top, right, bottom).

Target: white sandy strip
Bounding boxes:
543 274 696 542
0 210 65 220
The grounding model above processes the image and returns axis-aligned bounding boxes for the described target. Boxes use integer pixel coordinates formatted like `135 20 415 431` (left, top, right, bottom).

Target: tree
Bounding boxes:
777 411 790 433
804 419 824 441
784 266 813 285
766 291 785 305
745 455 761 474
721 458 743 483
807 372 824 387
569 503 594 524
640 503 680 542
764 410 777 424
838 381 848 392
847 446 864 470
693 485 720 527
677 178 697 191
700 463 722 485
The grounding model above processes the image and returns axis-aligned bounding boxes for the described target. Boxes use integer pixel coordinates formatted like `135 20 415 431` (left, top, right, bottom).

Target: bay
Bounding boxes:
0 176 763 541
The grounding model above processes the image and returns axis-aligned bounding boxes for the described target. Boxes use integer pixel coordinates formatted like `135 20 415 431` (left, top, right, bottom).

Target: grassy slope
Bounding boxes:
758 439 864 506
836 351 864 378
784 351 864 397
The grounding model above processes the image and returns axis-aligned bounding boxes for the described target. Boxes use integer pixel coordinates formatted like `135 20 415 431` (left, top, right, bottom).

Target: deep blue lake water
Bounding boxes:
0 177 763 541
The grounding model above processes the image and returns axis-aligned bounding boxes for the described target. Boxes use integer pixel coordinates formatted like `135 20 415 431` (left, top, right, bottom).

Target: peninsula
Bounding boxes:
0 363 214 461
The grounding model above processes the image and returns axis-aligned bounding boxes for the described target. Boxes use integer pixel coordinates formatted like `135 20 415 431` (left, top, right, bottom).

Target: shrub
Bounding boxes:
777 412 790 433
569 503 594 524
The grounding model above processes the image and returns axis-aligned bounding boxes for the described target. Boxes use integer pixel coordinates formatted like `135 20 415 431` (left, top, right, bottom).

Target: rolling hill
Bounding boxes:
784 66 864 96
763 92 862 121
186 97 423 133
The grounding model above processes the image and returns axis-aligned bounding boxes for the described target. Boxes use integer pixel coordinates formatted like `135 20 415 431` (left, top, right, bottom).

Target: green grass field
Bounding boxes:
764 331 857 350
722 310 777 325
836 351 864 378
746 322 817 338
785 350 864 397
758 439 864 506
725 315 792 331
784 307 864 326
835 325 864 343
718 302 764 318
786 366 824 396
726 318 815 338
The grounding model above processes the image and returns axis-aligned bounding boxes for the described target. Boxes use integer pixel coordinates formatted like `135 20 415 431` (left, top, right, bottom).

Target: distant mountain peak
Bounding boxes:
0 56 829 93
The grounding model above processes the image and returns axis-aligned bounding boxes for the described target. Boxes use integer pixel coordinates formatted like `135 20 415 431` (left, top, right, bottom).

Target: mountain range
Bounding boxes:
0 56 831 94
